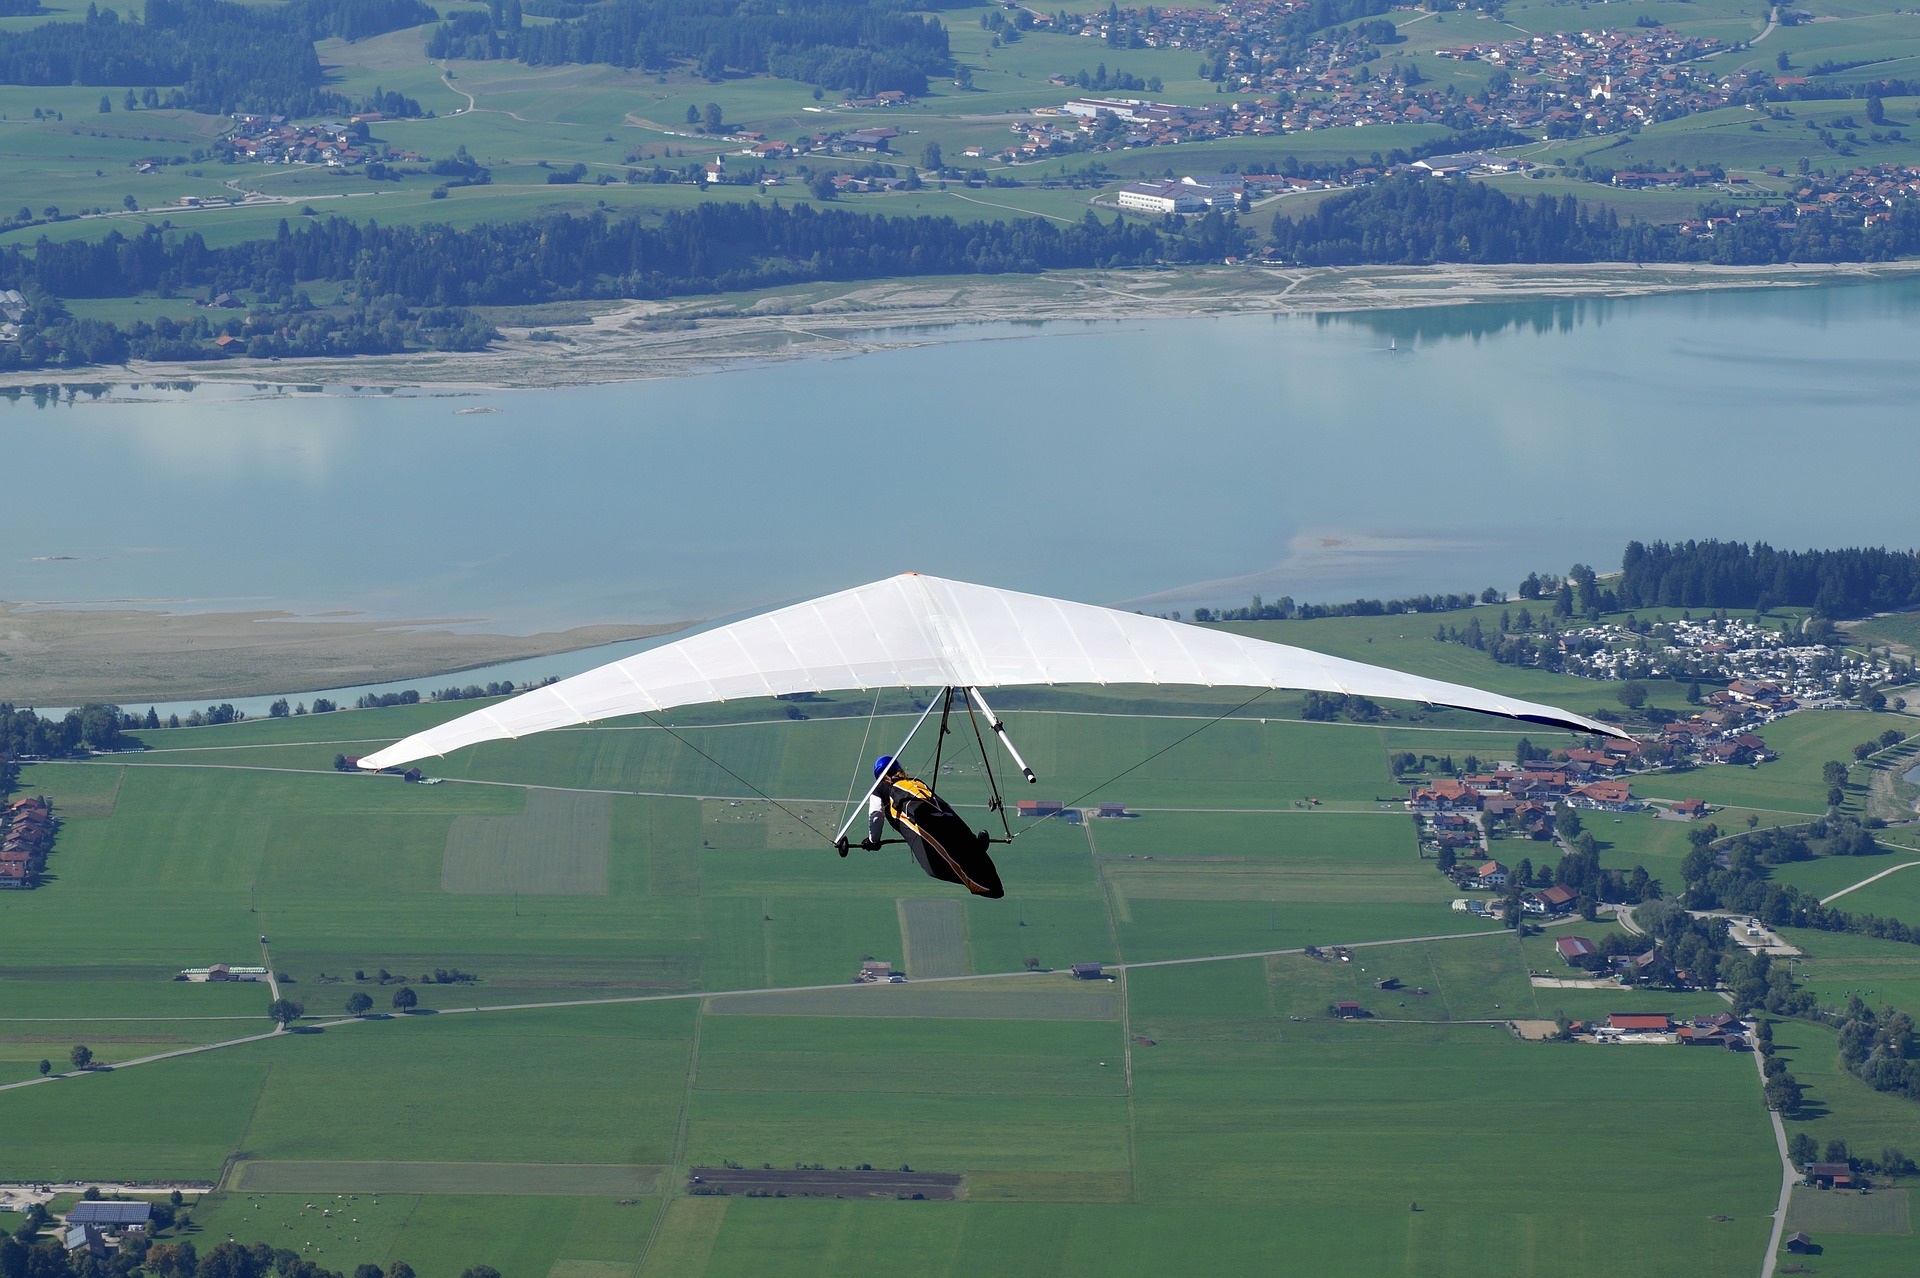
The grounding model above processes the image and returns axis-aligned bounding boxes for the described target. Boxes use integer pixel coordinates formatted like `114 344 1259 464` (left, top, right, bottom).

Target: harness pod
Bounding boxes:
877 774 1004 899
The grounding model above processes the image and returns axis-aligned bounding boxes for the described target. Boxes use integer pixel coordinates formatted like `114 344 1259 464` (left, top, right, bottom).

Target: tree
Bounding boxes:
345 991 374 1015
1788 1132 1817 1165
123 88 137 111
1615 681 1648 711
1867 94 1887 125
685 104 699 126
69 1044 92 1070
1823 760 1849 789
461 1267 502 1278
1764 1073 1802 1112
1023 956 1040 971
392 985 418 1011
921 141 942 172
269 698 290 718
98 94 111 113
1776 50 1792 71
268 998 304 1028
1686 681 1702 704
387 1262 417 1278
37 1059 50 1076
1825 1138 1850 1165
356 1266 384 1278
703 102 723 134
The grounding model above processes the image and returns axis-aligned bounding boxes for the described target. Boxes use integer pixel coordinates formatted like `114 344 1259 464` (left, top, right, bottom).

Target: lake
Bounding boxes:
6 277 1919 638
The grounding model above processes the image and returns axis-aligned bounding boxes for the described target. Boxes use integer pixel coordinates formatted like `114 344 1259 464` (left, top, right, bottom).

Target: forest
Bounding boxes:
2 203 1238 303
425 0 950 96
0 0 432 115
1268 172 1920 266
0 704 123 758
1616 540 1920 617
0 203 1246 367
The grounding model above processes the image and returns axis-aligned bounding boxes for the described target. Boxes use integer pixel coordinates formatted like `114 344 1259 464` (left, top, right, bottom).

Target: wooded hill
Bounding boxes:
1617 541 1920 617
1269 173 1920 265
0 203 1248 367
426 0 951 96
0 0 432 115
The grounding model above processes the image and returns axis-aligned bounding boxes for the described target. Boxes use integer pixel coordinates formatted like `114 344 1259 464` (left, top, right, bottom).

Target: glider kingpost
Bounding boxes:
360 573 1626 781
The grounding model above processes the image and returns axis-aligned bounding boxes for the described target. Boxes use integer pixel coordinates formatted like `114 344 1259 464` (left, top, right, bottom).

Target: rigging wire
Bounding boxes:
837 690 886 831
1007 688 1274 841
641 710 837 845
962 692 1014 842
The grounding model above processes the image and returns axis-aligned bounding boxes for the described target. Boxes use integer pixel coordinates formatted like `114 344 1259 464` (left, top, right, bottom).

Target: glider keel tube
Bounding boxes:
357 573 1627 772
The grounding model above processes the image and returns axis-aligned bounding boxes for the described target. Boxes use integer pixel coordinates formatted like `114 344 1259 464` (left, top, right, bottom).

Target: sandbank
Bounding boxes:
4 260 1917 394
0 602 685 705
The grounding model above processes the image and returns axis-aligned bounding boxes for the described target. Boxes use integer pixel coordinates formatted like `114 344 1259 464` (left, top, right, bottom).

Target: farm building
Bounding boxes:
1330 1002 1369 1019
177 964 269 982
66 1202 150 1231
856 960 893 983
1805 1162 1853 1188
63 1226 107 1258
1016 800 1064 818
1070 963 1107 980
1523 885 1576 916
1785 1232 1815 1254
1606 1013 1671 1034
1475 861 1509 888
1555 936 1598 962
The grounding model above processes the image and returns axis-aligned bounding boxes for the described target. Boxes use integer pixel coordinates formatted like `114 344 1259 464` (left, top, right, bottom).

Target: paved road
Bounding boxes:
0 926 1518 1095
1820 860 1920 905
1749 1008 1795 1278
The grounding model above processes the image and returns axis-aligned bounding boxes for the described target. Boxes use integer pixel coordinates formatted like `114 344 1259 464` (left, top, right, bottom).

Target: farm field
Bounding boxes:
0 673 1827 1276
17 0 1892 271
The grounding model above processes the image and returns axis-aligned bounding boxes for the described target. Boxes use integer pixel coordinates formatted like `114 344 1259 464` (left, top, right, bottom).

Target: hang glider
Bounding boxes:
358 572 1626 775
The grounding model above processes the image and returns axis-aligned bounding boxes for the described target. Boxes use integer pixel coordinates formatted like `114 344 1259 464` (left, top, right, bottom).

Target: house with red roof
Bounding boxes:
1555 936 1598 962
1409 779 1483 812
1523 884 1577 916
1570 780 1634 811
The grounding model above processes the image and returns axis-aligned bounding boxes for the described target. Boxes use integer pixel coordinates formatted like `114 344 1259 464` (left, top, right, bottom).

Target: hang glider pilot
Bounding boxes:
844 755 1005 900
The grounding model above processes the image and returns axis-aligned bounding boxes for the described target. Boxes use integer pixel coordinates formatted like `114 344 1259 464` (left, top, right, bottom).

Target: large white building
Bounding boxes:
1063 98 1149 122
1116 179 1235 214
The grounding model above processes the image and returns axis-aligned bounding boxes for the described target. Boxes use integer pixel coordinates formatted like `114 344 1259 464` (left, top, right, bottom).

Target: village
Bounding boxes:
1554 614 1902 700
1043 0 1737 134
0 795 55 890
207 113 423 169
1430 27 1738 133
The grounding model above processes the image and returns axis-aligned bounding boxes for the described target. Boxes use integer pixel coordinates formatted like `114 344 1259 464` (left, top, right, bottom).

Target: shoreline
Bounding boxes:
5 261 1917 394
0 603 688 706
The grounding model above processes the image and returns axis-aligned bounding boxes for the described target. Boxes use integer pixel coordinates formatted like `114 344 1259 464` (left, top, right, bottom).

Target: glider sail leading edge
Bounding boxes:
358 573 1627 773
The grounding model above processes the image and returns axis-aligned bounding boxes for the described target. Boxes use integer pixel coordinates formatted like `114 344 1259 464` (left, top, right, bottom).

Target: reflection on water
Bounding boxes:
1330 295 1619 345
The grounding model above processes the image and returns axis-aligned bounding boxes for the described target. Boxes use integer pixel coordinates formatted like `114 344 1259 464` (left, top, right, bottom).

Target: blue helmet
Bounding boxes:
874 755 895 778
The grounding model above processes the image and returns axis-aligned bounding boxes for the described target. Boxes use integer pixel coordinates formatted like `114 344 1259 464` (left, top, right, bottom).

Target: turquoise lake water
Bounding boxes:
5 277 1919 639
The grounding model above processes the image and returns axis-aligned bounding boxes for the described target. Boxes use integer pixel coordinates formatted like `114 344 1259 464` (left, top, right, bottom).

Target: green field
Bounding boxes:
0 674 1825 1275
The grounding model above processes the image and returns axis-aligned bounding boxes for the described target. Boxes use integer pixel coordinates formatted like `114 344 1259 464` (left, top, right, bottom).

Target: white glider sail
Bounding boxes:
358 572 1625 771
